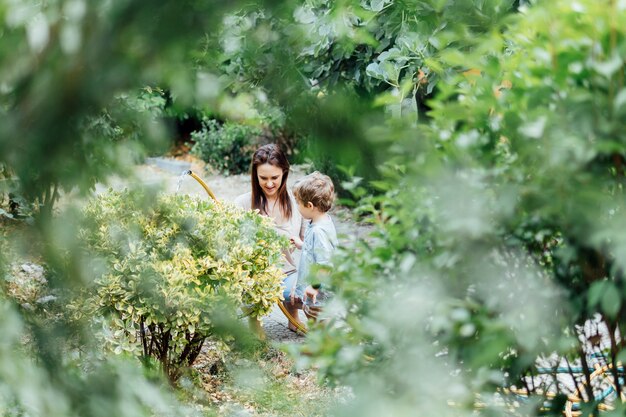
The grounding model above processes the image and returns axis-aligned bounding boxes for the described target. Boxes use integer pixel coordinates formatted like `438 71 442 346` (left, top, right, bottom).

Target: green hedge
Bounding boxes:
74 190 287 382
191 118 261 175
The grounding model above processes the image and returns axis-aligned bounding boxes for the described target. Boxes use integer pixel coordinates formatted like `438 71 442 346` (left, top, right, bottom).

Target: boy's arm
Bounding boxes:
298 213 306 240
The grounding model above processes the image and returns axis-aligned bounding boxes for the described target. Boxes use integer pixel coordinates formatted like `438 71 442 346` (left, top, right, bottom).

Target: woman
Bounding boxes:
235 143 306 333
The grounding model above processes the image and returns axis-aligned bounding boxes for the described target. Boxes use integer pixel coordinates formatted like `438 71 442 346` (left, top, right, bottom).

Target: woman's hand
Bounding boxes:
290 236 303 249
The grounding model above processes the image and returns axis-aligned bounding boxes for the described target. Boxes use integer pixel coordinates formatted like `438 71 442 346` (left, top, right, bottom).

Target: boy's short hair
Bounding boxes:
293 171 335 212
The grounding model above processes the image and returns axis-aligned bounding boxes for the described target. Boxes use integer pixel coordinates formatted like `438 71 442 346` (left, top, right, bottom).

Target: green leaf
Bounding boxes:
601 283 621 318
614 88 626 113
438 49 468 67
518 116 547 139
368 0 387 12
588 282 607 308
424 57 444 74
378 48 404 62
366 62 384 80
592 54 623 78
294 6 316 24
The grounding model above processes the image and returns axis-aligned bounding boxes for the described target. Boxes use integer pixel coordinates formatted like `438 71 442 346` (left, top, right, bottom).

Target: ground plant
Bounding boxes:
75 190 286 382
191 118 261 175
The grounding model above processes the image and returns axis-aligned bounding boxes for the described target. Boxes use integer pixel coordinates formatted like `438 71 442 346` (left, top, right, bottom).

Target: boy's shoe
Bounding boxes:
303 303 322 320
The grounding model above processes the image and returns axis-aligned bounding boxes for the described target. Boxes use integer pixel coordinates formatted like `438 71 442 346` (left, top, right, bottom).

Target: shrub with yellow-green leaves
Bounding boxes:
76 190 286 382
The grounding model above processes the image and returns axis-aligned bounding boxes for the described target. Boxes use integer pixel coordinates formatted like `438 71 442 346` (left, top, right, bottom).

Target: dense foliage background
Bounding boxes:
2 0 626 416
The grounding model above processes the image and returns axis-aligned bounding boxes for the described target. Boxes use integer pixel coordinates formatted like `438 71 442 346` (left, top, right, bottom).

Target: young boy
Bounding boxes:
290 171 338 320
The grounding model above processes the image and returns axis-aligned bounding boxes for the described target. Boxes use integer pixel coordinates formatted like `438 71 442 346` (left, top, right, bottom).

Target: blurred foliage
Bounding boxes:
0 0 277 217
2 84 170 217
83 86 169 145
209 0 519 102
3 0 626 416
74 190 286 382
0 0 290 415
293 0 516 97
198 8 384 188
294 0 626 415
203 0 520 191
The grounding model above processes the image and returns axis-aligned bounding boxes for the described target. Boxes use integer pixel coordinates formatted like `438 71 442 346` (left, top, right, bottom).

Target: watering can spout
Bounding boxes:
184 170 219 204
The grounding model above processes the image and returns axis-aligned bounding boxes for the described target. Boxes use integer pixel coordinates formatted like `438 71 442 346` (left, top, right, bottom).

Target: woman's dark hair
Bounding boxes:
251 143 292 219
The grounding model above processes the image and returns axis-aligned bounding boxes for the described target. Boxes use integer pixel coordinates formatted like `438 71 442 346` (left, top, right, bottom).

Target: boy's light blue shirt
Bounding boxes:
297 214 338 287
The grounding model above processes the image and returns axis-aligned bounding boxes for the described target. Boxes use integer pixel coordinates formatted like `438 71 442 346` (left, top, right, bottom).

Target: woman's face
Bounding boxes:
257 163 284 198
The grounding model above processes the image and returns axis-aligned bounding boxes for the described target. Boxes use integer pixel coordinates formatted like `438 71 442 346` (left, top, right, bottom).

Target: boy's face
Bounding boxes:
296 199 316 220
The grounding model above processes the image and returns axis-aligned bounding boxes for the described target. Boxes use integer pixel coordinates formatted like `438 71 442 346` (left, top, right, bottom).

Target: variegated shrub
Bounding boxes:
76 190 286 382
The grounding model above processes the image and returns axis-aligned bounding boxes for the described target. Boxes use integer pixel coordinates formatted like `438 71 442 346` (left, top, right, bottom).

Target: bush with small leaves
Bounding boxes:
74 190 286 382
191 119 261 175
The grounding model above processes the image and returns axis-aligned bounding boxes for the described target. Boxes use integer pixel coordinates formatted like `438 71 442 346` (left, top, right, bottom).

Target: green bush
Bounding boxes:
191 119 261 175
75 190 286 382
294 1 626 415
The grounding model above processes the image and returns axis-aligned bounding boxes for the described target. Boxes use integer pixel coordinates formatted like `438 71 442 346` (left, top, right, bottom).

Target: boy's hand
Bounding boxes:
303 285 318 305
290 236 303 249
